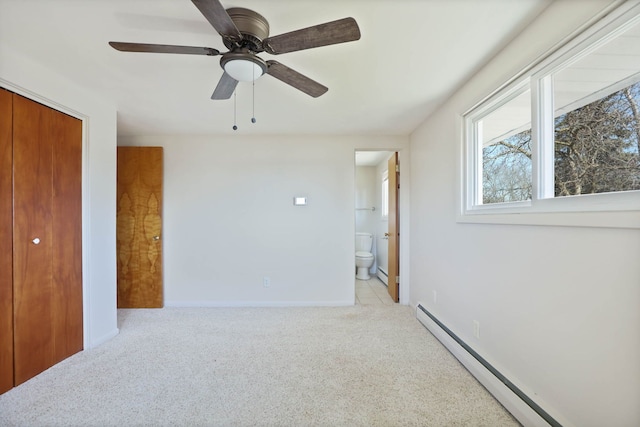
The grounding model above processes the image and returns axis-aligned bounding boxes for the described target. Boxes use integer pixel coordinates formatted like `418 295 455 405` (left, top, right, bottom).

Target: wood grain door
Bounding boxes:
387 152 399 302
117 146 163 308
0 89 13 394
50 103 83 366
12 94 83 386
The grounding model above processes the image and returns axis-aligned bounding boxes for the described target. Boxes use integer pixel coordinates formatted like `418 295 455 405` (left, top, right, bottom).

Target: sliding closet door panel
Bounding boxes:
51 108 83 363
0 89 13 394
12 94 55 385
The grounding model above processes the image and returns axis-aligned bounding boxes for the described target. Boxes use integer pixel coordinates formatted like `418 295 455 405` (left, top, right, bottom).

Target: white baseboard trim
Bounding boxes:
416 303 567 427
164 300 355 308
87 328 119 349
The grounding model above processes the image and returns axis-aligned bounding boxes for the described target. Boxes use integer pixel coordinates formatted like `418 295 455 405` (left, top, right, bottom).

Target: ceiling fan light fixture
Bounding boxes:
221 52 267 82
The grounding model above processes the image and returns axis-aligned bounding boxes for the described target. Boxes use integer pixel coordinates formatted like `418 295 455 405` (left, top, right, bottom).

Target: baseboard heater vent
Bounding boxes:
416 304 562 427
377 267 388 286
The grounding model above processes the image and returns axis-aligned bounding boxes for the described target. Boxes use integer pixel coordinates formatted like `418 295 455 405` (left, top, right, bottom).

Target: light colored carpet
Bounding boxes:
0 305 520 426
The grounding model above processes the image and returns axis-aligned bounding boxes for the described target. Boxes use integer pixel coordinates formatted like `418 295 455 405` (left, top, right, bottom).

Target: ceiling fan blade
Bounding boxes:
266 60 328 98
109 42 220 56
263 17 360 55
211 72 239 100
191 0 242 42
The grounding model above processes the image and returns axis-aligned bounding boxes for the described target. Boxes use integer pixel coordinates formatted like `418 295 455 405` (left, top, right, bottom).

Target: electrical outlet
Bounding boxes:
433 290 437 304
263 277 270 288
473 320 480 339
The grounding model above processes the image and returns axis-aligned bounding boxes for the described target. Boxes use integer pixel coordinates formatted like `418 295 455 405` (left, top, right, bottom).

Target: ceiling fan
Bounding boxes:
109 0 361 99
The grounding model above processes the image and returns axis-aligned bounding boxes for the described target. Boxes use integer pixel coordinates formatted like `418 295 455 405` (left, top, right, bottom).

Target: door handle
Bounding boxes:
32 237 40 245
384 233 390 237
153 235 160 241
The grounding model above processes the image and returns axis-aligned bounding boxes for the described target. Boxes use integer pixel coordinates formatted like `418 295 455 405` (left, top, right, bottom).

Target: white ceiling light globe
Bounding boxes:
224 59 265 82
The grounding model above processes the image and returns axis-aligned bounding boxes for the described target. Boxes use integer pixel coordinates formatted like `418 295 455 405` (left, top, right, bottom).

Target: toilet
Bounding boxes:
355 233 375 280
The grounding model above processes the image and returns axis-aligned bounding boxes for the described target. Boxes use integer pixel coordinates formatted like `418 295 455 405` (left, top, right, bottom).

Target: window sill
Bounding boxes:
457 210 639 229
460 191 640 229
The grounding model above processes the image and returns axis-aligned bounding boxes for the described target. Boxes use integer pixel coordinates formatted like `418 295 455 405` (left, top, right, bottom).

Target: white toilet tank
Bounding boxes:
355 233 373 252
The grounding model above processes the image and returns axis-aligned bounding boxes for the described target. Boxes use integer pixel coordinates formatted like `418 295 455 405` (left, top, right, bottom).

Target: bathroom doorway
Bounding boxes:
354 151 399 303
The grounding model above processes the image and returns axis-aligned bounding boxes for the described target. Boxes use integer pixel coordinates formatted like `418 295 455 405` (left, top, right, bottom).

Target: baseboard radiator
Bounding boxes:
416 303 563 427
377 267 388 285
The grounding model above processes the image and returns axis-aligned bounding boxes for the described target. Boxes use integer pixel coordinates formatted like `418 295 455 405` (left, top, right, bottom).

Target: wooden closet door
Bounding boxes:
12 94 82 385
51 106 83 364
12 94 55 385
117 147 163 308
0 89 13 394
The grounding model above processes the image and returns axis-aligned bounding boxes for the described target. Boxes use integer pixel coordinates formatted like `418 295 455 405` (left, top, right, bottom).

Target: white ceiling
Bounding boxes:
0 0 550 137
355 151 392 166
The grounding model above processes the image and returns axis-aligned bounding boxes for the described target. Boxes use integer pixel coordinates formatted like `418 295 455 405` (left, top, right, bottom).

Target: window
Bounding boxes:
553 64 640 196
463 3 640 227
477 87 532 204
381 170 389 219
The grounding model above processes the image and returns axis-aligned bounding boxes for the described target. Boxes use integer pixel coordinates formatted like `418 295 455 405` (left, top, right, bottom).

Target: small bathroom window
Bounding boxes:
381 170 389 219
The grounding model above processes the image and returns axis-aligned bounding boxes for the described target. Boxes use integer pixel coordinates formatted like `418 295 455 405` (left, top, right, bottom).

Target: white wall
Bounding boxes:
355 166 377 235
119 135 409 306
409 1 639 426
0 45 119 348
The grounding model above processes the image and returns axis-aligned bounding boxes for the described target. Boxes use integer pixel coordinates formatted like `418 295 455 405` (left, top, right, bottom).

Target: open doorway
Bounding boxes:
354 151 399 303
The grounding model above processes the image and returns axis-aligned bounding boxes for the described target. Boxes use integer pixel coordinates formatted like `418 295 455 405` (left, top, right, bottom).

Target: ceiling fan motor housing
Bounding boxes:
223 7 270 52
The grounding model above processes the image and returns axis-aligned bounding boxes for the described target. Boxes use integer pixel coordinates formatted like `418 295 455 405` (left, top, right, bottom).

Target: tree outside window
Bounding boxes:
554 82 640 196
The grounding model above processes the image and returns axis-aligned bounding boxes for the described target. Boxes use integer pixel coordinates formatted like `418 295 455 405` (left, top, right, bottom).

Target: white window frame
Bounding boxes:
460 2 640 229
381 170 389 219
465 78 532 210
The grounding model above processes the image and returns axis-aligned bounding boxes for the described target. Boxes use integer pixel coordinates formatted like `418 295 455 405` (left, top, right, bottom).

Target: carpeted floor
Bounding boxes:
0 305 520 426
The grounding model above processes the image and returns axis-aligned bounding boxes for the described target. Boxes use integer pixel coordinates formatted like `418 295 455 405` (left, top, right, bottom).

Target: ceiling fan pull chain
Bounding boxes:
251 67 257 124
233 89 238 131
